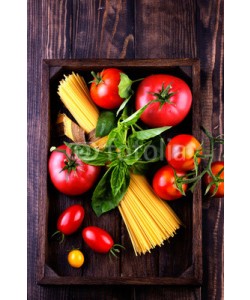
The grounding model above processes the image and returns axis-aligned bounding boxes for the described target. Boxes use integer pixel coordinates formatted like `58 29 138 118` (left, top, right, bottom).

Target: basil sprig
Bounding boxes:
68 100 171 217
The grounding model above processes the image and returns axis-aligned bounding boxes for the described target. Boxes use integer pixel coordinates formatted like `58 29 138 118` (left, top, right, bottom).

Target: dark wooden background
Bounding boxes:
28 0 224 299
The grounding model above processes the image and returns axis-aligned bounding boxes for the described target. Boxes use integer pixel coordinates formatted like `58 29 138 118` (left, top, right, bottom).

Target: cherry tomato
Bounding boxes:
82 226 124 256
48 145 100 196
152 165 187 201
57 204 85 235
166 134 202 172
68 249 84 268
204 161 224 197
135 74 192 127
82 226 114 253
90 68 124 109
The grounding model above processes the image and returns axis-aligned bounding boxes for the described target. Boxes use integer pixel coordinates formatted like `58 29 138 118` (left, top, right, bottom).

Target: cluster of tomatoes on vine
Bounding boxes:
152 128 224 201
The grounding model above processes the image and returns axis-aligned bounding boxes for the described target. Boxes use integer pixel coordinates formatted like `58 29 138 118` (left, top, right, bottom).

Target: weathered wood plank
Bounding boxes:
196 1 224 299
27 0 43 298
42 0 72 58
72 0 135 58
135 286 201 300
135 0 197 59
39 286 135 300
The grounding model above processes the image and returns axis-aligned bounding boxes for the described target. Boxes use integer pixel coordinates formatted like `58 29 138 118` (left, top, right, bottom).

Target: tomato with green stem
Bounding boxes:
52 204 85 243
90 68 124 109
48 145 100 196
166 134 202 173
204 161 224 197
82 226 125 257
152 165 188 201
135 74 192 127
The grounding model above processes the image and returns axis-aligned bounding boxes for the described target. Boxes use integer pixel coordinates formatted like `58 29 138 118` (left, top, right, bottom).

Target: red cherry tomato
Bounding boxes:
204 161 224 197
90 68 124 109
166 134 202 172
152 165 187 201
82 226 114 253
48 145 100 196
135 74 192 127
57 204 85 235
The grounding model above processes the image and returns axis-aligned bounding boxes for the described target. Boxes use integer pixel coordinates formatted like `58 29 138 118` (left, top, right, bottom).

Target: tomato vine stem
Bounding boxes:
175 127 224 194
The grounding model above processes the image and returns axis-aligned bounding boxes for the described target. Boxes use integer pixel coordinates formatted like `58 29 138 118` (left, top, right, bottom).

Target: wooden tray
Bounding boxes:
37 59 202 285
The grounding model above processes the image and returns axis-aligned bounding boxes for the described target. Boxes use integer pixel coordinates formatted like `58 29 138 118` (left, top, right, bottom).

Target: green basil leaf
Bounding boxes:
92 168 113 216
127 134 144 151
111 162 128 196
95 111 116 137
120 106 146 126
124 141 151 165
116 94 132 116
106 127 127 151
92 167 130 216
118 73 133 99
133 126 171 140
120 100 155 127
68 143 117 166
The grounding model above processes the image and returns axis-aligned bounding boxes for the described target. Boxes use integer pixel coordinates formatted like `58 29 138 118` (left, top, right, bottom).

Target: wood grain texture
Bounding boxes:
28 0 43 298
28 0 224 299
135 0 197 58
43 0 72 58
72 0 135 58
135 286 201 300
196 1 224 299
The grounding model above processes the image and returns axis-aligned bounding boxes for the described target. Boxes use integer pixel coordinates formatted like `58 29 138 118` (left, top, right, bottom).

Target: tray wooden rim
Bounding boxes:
37 58 202 286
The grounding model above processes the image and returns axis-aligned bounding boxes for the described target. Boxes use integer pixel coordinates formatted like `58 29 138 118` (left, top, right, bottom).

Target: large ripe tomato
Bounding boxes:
152 165 187 201
90 68 124 109
57 204 85 235
48 145 100 196
166 134 202 172
204 161 224 197
135 74 192 127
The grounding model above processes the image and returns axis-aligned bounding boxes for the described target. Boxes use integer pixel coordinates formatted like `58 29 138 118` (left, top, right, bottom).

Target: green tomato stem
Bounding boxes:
132 78 144 83
176 127 222 189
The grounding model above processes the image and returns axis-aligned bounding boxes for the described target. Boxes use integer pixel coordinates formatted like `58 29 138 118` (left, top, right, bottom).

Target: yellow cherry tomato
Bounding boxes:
67 249 84 268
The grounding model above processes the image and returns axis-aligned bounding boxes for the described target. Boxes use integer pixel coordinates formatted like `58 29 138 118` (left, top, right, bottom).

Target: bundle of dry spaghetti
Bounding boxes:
119 175 181 255
57 72 181 256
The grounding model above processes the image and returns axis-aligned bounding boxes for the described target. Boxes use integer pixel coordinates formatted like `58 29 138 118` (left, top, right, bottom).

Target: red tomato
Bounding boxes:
82 226 114 253
48 145 100 196
57 204 85 235
152 165 187 201
90 68 124 109
166 134 202 172
135 74 192 127
204 161 224 197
